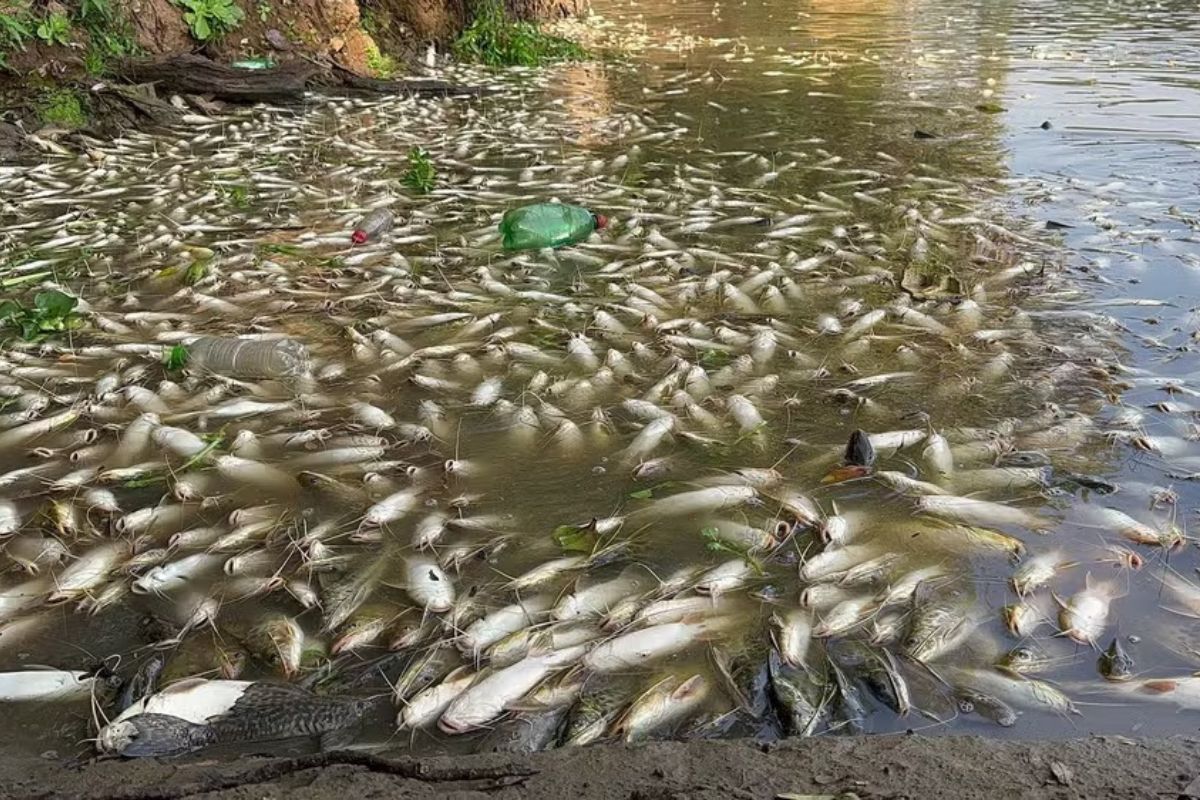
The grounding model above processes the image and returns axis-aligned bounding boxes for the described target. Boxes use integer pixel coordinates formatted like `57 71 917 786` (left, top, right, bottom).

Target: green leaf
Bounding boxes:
164 344 190 371
553 524 596 552
629 488 653 500
178 434 223 471
193 14 210 39
33 289 77 317
184 260 209 285
123 473 166 489
0 300 20 321
19 319 42 341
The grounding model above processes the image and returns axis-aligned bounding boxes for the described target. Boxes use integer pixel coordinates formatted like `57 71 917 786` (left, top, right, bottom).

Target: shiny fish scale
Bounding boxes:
2 0 1200 757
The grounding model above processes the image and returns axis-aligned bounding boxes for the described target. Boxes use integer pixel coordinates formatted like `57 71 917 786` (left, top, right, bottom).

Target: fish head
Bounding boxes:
97 720 140 755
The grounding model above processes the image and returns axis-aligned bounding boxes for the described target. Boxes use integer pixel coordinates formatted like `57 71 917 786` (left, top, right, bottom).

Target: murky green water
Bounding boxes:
1 0 1200 758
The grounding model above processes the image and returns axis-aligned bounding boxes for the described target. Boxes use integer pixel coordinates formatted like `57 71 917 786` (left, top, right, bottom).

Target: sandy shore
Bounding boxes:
5 735 1199 800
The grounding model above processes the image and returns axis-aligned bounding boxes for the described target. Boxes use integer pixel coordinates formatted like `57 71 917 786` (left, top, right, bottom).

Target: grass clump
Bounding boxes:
0 0 136 76
80 0 138 76
453 0 586 67
401 146 435 194
37 87 87 128
173 0 244 41
35 11 71 46
0 9 33 70
83 27 137 74
364 41 398 77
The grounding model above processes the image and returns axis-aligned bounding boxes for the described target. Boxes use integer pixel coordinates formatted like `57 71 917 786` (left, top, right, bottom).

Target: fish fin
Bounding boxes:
671 674 705 700
319 725 357 751
1084 572 1095 591
1159 605 1200 620
1140 679 1178 695
158 677 212 694
216 681 313 721
1051 591 1067 610
444 664 474 682
707 646 751 712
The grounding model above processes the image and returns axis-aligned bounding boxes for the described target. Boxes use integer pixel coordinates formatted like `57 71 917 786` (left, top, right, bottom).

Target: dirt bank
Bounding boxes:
4 735 1199 800
0 0 587 79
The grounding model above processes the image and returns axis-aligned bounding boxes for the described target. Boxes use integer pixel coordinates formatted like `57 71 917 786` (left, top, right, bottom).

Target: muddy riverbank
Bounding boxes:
5 735 1200 799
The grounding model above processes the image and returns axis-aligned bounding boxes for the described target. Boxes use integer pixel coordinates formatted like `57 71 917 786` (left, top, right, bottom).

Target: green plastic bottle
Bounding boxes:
499 203 608 251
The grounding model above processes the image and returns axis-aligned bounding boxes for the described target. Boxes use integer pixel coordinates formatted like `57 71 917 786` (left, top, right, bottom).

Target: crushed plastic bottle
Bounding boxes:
499 203 608 251
231 58 276 70
351 209 395 245
182 337 311 379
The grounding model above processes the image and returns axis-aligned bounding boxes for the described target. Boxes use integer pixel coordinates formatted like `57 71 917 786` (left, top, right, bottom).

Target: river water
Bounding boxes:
1 0 1199 757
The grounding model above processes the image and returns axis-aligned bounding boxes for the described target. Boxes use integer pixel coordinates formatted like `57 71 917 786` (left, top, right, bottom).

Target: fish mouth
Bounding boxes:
437 716 472 734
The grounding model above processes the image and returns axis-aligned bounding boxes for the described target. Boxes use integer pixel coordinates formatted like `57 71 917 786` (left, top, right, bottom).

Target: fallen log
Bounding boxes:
85 83 182 136
113 54 491 104
114 54 320 103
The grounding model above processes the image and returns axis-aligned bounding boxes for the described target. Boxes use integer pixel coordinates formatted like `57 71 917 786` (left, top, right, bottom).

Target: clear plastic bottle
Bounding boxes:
183 337 311 379
351 209 395 245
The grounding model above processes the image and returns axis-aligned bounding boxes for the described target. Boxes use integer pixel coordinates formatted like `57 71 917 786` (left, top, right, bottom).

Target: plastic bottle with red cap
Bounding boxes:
351 209 395 245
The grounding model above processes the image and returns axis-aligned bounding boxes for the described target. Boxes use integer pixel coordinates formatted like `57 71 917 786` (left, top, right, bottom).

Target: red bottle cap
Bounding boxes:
351 230 368 245
593 213 609 230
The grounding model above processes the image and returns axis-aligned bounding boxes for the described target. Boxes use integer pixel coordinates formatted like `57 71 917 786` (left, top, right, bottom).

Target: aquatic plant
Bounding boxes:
453 0 587 67
36 87 87 128
173 0 244 41
402 147 436 194
215 183 252 209
0 290 84 342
